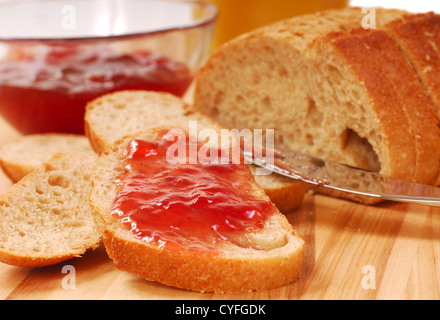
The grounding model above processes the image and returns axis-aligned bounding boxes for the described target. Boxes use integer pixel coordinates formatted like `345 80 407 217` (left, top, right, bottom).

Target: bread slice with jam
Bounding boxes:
89 127 305 293
84 90 307 213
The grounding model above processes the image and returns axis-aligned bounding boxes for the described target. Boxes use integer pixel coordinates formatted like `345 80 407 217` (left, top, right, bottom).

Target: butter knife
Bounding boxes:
242 146 440 207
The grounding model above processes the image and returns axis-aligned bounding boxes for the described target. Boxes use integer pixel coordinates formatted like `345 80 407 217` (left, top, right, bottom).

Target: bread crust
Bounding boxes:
0 249 84 268
385 12 440 119
103 223 304 293
384 13 440 184
259 176 308 213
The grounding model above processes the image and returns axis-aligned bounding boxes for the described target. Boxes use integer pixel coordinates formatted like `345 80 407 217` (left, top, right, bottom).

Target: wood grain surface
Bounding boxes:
0 115 439 300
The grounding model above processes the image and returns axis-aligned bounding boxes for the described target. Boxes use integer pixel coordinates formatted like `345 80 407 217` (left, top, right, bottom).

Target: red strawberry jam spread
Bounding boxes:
110 131 277 252
0 46 192 134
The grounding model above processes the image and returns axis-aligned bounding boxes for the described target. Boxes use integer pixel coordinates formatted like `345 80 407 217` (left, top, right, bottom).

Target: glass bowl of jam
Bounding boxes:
0 0 217 134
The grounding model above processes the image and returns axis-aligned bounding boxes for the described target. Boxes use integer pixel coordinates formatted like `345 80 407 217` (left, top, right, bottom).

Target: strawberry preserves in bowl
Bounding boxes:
0 0 217 134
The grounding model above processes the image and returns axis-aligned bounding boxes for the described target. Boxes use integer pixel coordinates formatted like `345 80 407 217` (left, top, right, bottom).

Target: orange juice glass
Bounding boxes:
205 0 348 49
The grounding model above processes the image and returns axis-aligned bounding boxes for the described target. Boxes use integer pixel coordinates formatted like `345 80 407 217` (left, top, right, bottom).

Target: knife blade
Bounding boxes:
241 145 440 207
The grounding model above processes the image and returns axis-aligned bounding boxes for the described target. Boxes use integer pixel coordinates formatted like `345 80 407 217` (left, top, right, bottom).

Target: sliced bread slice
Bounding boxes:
0 152 101 268
84 90 307 213
385 12 440 120
89 127 305 293
84 90 220 154
383 12 440 183
316 26 440 184
0 134 95 183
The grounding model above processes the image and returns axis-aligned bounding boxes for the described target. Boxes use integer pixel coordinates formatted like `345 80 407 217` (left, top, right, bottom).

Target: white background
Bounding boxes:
350 0 440 13
0 0 439 13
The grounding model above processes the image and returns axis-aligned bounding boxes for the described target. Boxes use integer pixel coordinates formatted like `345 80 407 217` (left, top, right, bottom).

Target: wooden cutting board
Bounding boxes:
0 116 439 300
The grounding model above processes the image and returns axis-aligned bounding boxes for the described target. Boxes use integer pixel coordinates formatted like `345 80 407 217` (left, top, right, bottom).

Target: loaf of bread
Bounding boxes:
89 128 305 293
0 134 94 182
193 8 440 200
85 90 307 213
0 152 101 268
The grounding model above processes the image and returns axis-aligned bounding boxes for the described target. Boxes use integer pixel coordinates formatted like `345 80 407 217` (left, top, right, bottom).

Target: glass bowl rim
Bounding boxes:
0 0 218 43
